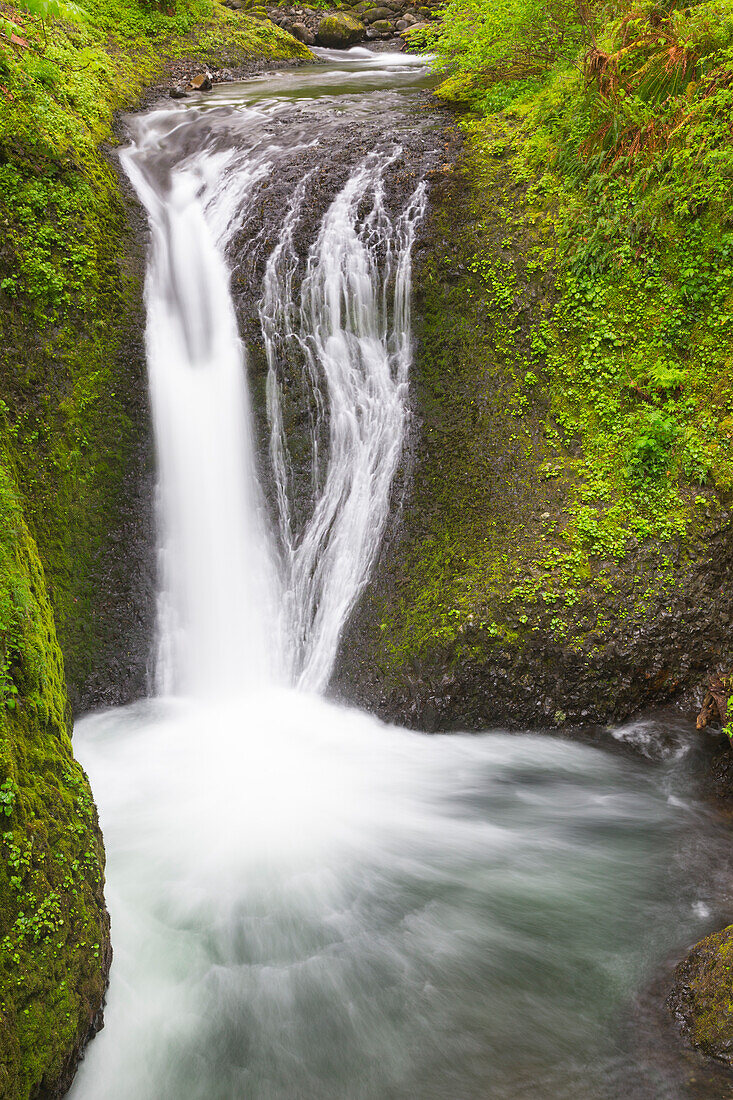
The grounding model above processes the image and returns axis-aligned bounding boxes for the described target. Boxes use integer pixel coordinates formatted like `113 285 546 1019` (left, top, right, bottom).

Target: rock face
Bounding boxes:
331 119 733 733
316 12 366 46
0 483 111 1100
668 925 733 1063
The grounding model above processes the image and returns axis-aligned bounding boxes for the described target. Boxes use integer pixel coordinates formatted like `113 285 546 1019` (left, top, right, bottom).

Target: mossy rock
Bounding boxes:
668 924 733 1063
362 5 393 21
0 457 110 1099
315 12 366 45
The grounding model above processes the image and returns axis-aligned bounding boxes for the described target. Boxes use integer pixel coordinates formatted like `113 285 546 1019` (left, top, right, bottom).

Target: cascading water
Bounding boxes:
70 50 731 1100
122 89 425 694
262 151 425 689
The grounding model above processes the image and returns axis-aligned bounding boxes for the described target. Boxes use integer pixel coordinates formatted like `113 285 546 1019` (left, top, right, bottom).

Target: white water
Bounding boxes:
262 151 425 689
69 52 726 1100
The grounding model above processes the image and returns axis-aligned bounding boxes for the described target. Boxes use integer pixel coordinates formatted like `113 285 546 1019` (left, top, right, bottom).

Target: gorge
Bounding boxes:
2 5 733 1095
64 49 733 1099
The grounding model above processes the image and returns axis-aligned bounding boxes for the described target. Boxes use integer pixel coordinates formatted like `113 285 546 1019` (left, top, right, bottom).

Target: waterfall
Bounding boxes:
262 152 426 690
122 105 425 698
68 53 724 1100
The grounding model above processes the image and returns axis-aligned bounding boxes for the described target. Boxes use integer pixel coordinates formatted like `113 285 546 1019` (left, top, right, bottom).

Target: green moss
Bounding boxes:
360 104 733 713
669 923 733 1062
0 442 108 1100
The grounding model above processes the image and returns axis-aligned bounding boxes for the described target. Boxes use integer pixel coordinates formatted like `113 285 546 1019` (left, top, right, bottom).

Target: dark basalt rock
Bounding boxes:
290 20 315 43
361 5 394 22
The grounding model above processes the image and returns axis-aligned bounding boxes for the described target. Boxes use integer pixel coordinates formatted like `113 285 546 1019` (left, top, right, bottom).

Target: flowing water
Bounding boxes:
70 50 733 1099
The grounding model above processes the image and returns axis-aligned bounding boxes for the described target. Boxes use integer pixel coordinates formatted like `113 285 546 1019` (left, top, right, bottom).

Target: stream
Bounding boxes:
69 49 733 1099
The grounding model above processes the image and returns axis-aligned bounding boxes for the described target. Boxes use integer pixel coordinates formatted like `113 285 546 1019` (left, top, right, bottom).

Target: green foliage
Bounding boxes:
626 409 678 479
427 0 588 110
0 779 17 816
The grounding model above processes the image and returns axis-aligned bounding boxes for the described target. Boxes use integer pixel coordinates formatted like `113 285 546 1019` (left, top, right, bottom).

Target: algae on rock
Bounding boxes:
0 452 109 1100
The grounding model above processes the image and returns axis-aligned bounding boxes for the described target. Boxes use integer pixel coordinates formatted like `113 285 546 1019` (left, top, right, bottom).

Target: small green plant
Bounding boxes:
0 779 17 818
626 409 678 478
724 696 733 742
0 0 82 45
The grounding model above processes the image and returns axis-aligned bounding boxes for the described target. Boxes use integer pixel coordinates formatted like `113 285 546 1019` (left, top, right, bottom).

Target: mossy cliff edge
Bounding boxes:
0 2 308 1095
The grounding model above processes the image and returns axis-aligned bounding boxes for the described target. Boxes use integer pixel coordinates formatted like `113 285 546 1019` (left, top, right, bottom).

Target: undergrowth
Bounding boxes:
413 0 733 632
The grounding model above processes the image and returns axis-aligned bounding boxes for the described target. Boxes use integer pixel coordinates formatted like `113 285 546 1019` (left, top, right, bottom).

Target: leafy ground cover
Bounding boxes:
373 0 733 668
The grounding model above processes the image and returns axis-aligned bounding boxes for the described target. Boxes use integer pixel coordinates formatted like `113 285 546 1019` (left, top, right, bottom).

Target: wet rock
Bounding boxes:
188 72 213 91
290 20 315 41
362 4 393 21
400 18 429 35
668 925 733 1064
370 17 393 32
170 85 188 98
315 12 366 45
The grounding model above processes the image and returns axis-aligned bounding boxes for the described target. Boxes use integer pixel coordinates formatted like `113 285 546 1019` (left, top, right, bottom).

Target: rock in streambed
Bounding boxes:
221 0 441 47
668 924 733 1065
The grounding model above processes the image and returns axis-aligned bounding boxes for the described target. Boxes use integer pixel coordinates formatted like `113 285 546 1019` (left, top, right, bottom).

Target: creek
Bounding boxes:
69 49 731 1099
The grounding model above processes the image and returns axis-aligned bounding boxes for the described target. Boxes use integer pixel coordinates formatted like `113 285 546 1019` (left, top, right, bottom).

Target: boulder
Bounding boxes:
170 85 188 98
361 5 393 21
400 19 429 35
188 72 213 91
370 18 393 32
290 20 315 42
668 925 733 1064
315 12 366 45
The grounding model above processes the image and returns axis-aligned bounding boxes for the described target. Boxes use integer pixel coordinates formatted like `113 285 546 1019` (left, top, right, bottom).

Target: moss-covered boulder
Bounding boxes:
668 924 733 1064
316 13 366 46
0 458 110 1099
